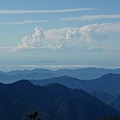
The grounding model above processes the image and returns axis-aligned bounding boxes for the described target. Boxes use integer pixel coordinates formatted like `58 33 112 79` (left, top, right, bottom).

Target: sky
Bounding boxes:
0 0 120 71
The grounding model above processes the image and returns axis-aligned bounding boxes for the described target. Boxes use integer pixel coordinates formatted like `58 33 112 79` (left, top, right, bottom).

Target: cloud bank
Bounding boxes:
2 22 120 54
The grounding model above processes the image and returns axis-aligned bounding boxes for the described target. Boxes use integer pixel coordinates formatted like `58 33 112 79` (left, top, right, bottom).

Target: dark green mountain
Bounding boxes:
0 80 119 120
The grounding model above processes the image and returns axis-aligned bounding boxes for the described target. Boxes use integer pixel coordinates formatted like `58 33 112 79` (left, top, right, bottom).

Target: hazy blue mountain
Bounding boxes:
54 68 120 80
0 80 119 120
30 73 120 96
0 72 55 83
54 68 110 80
30 76 85 88
6 68 53 75
0 68 54 83
1 68 120 83
30 73 120 111
87 73 120 95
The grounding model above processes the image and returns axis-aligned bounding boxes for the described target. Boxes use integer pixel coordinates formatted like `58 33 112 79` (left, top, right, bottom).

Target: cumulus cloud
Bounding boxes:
77 22 120 44
18 25 104 50
16 26 64 51
19 36 31 48
63 28 82 48
17 26 44 49
13 22 120 53
45 27 82 48
1 22 120 55
44 28 67 46
66 28 78 43
32 26 44 47
63 23 120 51
79 23 106 43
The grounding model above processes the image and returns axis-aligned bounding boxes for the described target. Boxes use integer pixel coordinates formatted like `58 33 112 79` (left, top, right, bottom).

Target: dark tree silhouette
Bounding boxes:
26 112 41 120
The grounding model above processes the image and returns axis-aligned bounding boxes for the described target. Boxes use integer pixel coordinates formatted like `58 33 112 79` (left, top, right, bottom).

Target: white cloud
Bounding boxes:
44 27 83 48
87 46 109 52
95 22 120 32
0 8 94 14
61 14 120 21
0 20 48 25
64 23 120 51
44 28 67 46
1 22 120 53
44 44 62 50
45 23 118 49
66 28 79 43
17 26 45 49
79 23 105 43
78 22 120 44
17 36 32 49
32 26 44 47
16 27 63 51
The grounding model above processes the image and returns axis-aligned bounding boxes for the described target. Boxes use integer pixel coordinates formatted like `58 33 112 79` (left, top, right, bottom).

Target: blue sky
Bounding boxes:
0 0 120 71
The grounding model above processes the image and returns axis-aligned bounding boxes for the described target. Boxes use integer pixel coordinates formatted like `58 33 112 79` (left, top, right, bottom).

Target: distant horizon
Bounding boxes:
1 64 120 72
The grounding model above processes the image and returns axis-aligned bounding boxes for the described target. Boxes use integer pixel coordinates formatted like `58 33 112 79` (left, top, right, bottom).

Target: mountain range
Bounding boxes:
1 68 120 83
30 73 120 95
30 73 120 111
0 80 119 120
